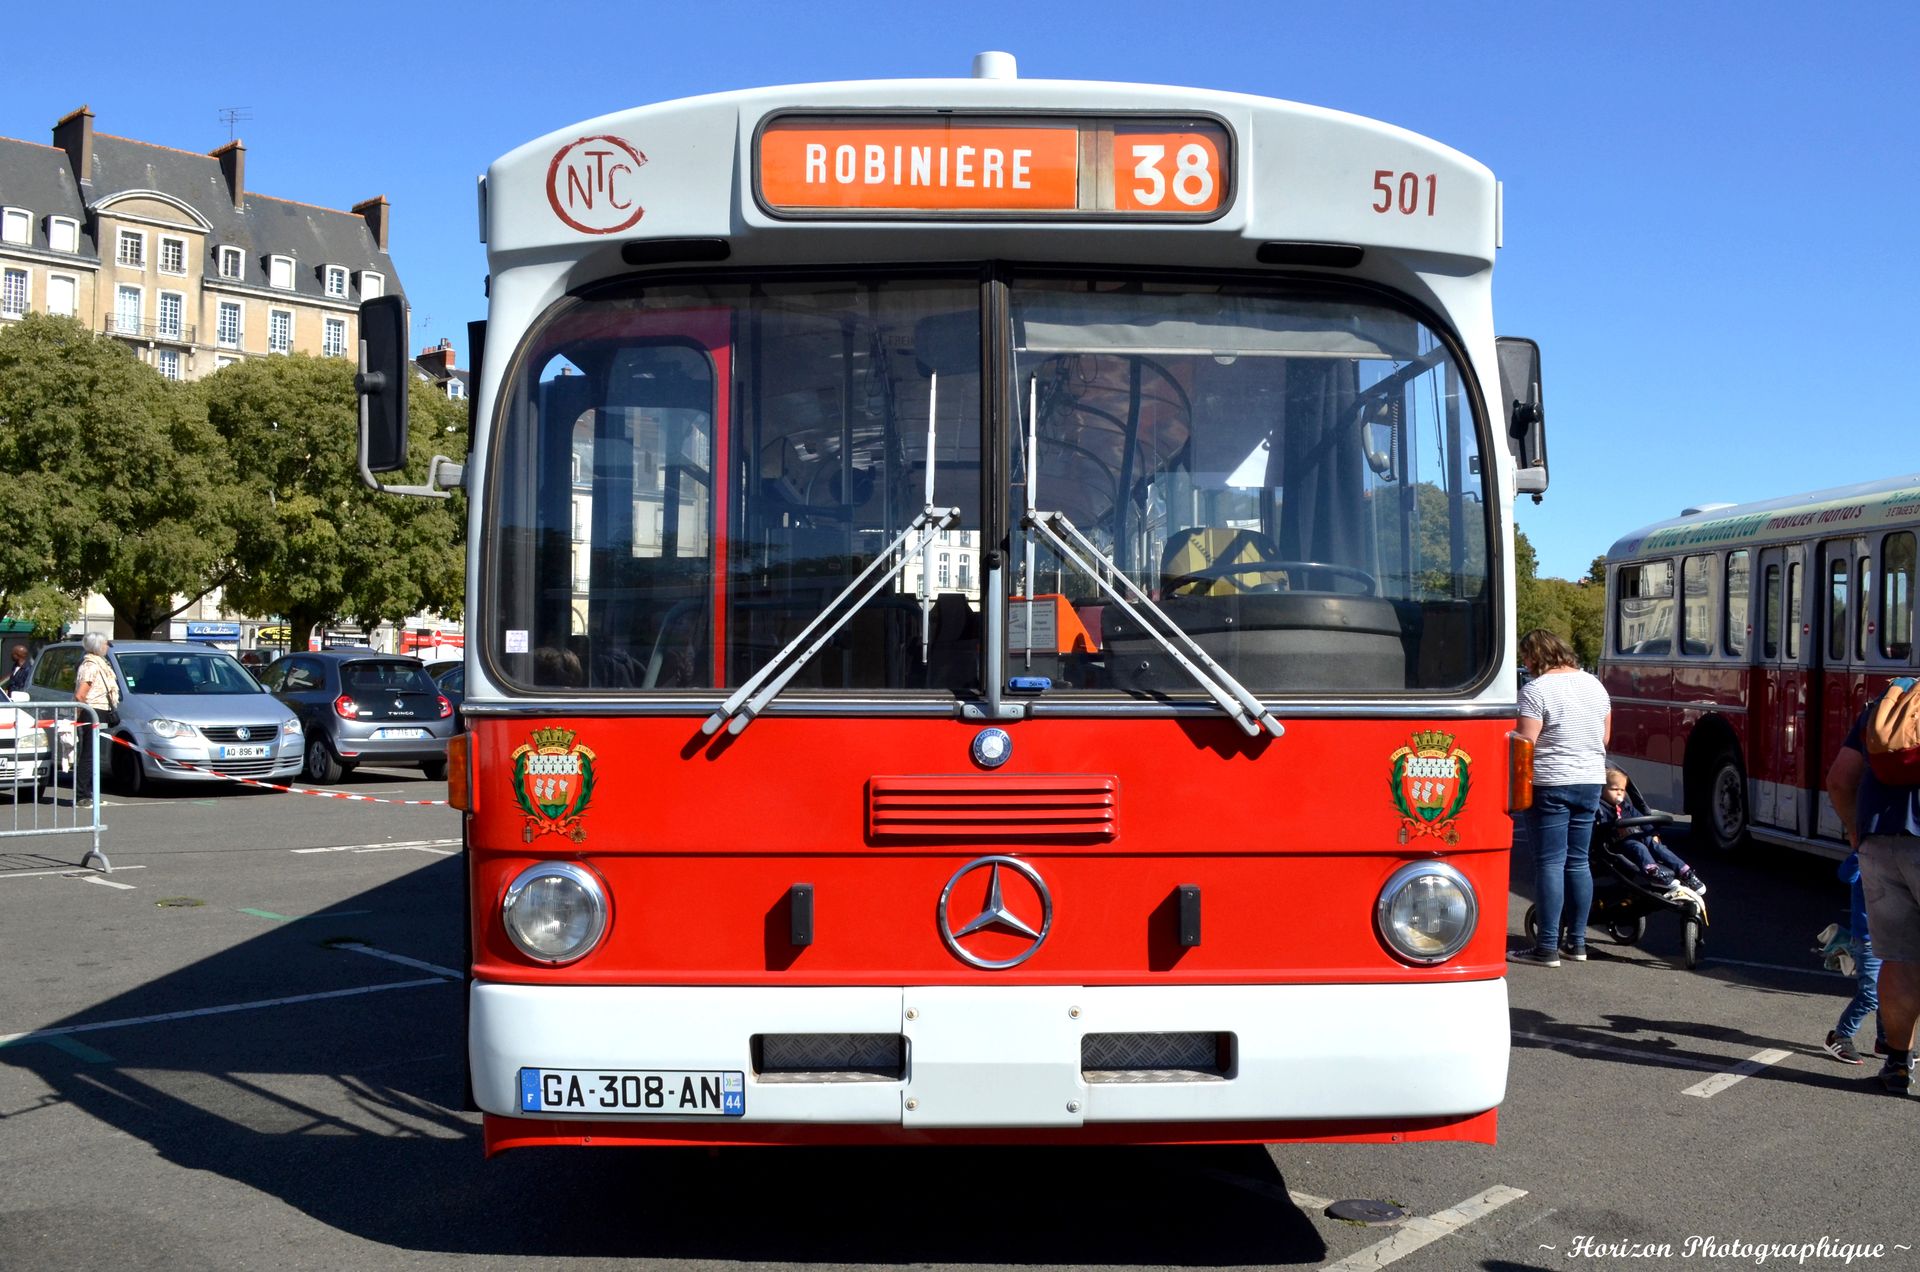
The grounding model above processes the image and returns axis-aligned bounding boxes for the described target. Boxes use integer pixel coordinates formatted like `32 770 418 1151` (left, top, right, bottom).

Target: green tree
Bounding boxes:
1513 530 1606 667
203 355 466 649
0 314 236 636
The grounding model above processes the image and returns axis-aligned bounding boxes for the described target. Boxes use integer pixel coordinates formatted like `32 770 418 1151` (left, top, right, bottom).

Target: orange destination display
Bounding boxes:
758 115 1230 216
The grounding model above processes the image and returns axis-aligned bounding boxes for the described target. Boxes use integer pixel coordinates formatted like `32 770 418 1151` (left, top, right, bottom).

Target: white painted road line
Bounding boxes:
1512 1030 1726 1073
0 864 147 881
291 838 460 856
0 976 453 1048
1321 1184 1527 1271
78 874 136 890
1683 1047 1793 1099
335 942 463 980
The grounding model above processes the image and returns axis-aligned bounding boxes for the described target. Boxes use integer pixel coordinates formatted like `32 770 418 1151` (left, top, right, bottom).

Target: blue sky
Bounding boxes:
6 1 1914 580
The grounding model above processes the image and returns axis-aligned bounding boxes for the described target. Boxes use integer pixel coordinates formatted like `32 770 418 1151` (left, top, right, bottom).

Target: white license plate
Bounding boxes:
377 727 427 740
219 744 270 759
519 1068 746 1116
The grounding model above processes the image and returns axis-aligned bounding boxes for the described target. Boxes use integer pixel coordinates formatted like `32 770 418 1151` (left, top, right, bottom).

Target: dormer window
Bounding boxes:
269 255 295 290
48 217 79 253
1 208 29 247
217 246 244 280
324 265 348 298
358 270 385 300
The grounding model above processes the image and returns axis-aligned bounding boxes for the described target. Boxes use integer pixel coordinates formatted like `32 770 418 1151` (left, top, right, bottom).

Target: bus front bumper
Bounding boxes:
470 979 1508 1132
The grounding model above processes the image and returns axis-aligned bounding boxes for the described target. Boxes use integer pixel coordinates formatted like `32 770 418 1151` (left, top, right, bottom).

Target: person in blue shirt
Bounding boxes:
1826 683 1920 1095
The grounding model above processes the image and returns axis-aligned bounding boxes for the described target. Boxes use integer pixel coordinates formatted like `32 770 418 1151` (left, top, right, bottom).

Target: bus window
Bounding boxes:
1725 550 1749 658
1681 555 1711 655
1762 562 1780 659
1827 557 1849 663
1615 560 1674 655
1786 562 1802 659
1884 531 1915 660
1857 555 1872 662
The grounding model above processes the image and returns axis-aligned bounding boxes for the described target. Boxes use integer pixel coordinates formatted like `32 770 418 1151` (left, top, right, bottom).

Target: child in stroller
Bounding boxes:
1599 767 1706 898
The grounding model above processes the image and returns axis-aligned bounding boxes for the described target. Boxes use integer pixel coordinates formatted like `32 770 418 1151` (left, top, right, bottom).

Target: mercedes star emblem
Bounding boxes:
937 855 1053 969
971 727 1011 768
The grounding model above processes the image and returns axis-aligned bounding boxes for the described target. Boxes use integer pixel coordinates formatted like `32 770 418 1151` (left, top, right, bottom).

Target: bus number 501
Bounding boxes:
1372 170 1436 216
1125 142 1217 209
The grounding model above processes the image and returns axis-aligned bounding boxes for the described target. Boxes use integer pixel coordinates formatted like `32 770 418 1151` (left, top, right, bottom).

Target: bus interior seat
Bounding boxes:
1161 527 1290 596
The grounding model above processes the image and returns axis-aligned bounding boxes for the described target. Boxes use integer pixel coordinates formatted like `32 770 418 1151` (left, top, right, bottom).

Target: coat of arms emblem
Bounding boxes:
510 728 597 843
1389 731 1471 844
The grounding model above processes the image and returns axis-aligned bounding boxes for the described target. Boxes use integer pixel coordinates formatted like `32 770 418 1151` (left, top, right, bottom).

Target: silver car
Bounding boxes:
28 640 304 795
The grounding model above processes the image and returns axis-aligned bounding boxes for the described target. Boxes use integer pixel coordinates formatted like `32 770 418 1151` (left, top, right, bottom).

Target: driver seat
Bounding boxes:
1161 528 1290 597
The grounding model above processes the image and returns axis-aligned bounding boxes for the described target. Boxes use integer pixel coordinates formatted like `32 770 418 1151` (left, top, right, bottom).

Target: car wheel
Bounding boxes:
112 737 147 796
305 735 344 784
421 758 449 782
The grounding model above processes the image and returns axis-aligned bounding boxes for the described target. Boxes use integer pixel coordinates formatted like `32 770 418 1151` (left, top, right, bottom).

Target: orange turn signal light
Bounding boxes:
1507 731 1534 812
447 732 472 812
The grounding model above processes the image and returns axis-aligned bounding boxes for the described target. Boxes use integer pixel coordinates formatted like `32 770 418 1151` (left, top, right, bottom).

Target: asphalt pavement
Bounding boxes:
0 772 1913 1271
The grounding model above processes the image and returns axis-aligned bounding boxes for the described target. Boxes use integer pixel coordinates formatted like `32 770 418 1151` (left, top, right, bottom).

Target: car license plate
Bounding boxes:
219 744 270 759
377 727 427 740
519 1068 746 1116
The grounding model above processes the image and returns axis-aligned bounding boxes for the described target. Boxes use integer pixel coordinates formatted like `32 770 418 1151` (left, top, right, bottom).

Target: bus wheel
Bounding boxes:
1681 917 1704 969
1689 747 1748 853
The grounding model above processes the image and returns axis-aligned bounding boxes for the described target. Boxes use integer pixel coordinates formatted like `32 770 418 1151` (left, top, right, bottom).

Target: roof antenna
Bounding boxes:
217 106 253 142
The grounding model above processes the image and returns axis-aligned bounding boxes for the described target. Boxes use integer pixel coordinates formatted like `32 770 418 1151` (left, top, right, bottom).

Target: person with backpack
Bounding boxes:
1826 678 1920 1095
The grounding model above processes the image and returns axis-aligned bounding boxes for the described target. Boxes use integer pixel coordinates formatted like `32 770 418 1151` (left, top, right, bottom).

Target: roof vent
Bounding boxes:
1680 502 1736 517
972 51 1018 80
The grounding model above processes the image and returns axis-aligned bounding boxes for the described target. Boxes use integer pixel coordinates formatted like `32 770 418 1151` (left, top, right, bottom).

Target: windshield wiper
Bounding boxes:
703 373 955 737
1019 376 1284 740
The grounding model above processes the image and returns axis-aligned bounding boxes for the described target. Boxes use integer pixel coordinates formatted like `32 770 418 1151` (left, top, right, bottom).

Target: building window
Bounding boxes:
48 217 78 253
157 291 184 339
322 316 346 358
937 552 951 588
217 301 241 347
268 308 293 354
160 236 187 276
1723 550 1749 658
1 208 28 246
358 270 384 299
156 349 181 381
217 246 244 280
1 269 26 317
324 265 348 298
269 256 295 290
957 556 971 590
46 274 76 317
447 379 465 400
215 355 239 369
115 284 141 333
116 229 146 268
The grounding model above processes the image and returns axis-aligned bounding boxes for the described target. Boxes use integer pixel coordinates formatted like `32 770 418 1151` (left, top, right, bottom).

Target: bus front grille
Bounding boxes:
753 1033 905 1083
1082 1031 1233 1083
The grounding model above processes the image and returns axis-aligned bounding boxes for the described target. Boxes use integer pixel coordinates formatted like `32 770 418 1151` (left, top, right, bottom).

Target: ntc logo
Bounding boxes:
546 135 647 235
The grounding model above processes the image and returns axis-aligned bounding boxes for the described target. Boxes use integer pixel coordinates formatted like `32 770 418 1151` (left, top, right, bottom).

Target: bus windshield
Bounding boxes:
489 274 1491 697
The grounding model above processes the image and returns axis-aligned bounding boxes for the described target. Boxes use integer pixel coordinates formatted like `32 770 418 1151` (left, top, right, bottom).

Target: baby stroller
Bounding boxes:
1524 781 1709 969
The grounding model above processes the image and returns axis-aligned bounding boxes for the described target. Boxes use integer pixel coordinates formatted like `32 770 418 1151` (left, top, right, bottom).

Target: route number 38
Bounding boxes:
1118 135 1223 213
1373 169 1437 216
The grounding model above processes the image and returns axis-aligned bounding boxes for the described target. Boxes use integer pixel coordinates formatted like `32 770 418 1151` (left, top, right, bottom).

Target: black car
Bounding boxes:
432 662 466 723
260 651 455 783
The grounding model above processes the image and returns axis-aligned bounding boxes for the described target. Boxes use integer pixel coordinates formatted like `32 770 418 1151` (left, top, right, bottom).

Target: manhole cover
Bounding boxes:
155 897 205 908
1326 1199 1407 1226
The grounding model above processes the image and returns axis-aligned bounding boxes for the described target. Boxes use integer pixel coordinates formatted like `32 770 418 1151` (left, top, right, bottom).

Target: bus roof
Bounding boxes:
482 65 1497 272
1606 473 1920 562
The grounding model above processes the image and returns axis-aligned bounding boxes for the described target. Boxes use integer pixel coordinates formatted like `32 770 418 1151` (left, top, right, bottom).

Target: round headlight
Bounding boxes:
1375 861 1477 965
502 862 609 964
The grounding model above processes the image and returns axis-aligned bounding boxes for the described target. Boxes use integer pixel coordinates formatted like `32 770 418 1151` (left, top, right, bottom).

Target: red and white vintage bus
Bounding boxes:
1601 475 1920 855
356 53 1549 1151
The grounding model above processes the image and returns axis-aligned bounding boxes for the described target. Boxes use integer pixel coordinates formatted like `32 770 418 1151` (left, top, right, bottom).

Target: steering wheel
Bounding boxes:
1166 559 1379 596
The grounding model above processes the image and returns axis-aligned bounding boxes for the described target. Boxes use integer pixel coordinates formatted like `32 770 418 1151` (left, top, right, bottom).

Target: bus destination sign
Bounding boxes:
758 115 1229 218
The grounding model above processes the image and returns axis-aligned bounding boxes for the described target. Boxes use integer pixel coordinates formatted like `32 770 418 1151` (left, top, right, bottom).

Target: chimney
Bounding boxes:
417 338 455 376
210 140 245 210
352 196 390 252
52 106 94 187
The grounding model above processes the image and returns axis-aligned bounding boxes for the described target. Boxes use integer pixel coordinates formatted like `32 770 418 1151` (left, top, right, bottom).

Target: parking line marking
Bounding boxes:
291 838 460 855
1682 1047 1792 1099
0 865 146 881
239 908 373 923
1512 1030 1725 1073
335 942 463 979
1321 1184 1527 1271
79 874 136 891
0 977 453 1047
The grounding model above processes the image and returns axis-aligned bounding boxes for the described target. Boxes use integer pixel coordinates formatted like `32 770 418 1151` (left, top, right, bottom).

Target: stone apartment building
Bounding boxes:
0 105 400 380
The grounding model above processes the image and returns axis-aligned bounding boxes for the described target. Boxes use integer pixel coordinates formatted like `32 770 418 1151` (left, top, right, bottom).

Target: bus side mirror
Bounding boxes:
355 295 458 500
357 295 410 476
1497 336 1548 498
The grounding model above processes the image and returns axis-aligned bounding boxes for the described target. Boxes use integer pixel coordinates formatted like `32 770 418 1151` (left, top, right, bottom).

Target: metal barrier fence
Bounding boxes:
0 702 107 871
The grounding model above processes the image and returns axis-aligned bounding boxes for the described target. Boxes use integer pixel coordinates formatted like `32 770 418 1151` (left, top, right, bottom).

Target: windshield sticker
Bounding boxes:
1390 731 1470 844
511 728 598 844
547 135 647 234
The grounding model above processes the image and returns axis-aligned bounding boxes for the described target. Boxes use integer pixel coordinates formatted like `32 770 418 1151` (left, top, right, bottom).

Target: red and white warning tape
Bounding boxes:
94 730 450 807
